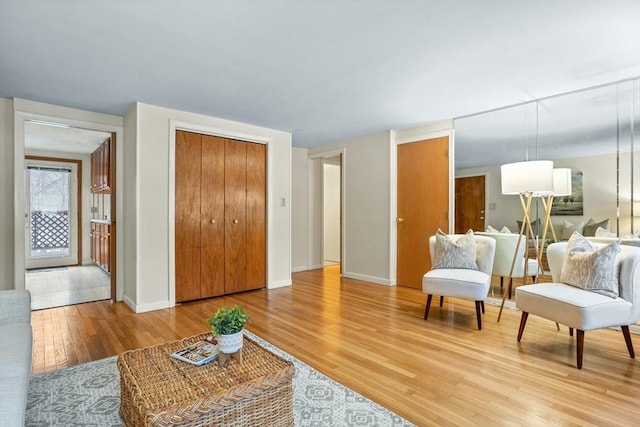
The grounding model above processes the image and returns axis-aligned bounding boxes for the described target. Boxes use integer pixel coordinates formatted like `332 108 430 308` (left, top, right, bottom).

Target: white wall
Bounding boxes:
323 161 341 263
308 157 324 269
308 131 392 284
291 147 309 272
25 149 93 265
0 98 14 290
129 102 292 312
123 105 138 305
456 151 636 236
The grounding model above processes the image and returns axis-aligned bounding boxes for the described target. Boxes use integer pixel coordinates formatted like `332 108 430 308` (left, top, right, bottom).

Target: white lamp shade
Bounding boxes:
553 168 572 196
501 160 554 195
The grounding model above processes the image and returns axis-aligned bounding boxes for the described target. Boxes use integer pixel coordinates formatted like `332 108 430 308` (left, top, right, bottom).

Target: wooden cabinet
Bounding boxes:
90 221 111 274
175 130 266 303
91 138 111 193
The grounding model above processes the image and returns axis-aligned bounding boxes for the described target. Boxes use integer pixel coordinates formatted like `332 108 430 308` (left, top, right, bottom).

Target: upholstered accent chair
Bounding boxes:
515 241 640 369
477 231 540 297
422 233 496 330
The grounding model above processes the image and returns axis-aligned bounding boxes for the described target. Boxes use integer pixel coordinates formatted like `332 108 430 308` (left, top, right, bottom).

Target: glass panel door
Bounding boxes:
25 160 78 269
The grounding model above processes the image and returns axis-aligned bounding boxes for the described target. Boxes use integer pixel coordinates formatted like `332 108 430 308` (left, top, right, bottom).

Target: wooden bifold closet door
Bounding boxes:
175 130 266 303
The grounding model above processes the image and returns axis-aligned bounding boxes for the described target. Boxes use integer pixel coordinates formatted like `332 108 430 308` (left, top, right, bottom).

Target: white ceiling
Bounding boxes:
1 1 639 153
24 121 111 154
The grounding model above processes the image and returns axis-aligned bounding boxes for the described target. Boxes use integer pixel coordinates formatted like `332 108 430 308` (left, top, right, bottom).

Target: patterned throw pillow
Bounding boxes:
433 229 479 270
560 232 621 298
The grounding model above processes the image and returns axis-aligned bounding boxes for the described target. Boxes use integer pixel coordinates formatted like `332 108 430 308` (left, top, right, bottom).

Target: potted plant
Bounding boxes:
207 305 250 354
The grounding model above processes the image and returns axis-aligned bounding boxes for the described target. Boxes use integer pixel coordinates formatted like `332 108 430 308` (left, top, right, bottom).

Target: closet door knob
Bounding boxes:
233 219 239 224
210 219 216 224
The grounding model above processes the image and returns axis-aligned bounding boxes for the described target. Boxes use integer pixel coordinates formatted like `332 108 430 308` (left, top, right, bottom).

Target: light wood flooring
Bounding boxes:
31 265 639 426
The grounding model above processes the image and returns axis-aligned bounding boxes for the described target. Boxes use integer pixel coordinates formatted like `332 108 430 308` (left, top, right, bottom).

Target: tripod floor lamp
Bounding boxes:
538 168 572 257
497 160 554 322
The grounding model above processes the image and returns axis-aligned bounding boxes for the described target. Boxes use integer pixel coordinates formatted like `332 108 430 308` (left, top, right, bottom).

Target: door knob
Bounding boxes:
210 219 216 224
233 219 239 224
396 218 404 223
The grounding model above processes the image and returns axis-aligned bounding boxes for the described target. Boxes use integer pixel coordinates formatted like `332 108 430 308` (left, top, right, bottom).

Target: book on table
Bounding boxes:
171 337 219 366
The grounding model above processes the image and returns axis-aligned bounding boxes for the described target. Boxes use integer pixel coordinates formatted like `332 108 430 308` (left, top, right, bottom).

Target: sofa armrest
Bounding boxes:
0 290 31 325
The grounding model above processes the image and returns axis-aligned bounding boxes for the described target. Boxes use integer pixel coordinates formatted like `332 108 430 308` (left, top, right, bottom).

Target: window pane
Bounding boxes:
29 167 71 258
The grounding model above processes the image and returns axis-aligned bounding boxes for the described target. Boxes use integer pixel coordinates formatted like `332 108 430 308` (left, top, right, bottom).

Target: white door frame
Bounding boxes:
13 99 124 301
308 149 346 272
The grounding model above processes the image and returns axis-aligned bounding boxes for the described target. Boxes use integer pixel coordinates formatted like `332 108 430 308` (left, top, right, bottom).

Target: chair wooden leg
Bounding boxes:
424 294 433 320
439 296 444 307
508 278 513 299
622 325 635 358
475 301 482 330
500 276 504 289
517 312 529 341
576 329 584 369
569 327 574 337
481 301 485 314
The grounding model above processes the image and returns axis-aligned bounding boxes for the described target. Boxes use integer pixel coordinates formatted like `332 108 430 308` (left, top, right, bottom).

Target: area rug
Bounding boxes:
27 331 414 426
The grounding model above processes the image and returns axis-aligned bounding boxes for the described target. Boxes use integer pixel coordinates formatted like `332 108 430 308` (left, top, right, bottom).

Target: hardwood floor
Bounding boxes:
32 265 639 426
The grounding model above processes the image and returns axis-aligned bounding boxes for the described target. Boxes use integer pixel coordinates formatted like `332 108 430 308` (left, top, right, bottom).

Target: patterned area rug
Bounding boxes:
27 331 414 426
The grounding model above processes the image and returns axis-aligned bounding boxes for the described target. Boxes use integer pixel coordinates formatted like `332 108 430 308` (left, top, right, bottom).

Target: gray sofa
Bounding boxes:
0 290 33 426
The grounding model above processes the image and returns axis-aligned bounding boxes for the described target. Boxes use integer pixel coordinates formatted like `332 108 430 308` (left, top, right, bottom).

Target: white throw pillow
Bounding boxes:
560 220 584 241
560 232 621 298
486 225 500 233
595 227 616 238
433 229 479 270
500 226 512 234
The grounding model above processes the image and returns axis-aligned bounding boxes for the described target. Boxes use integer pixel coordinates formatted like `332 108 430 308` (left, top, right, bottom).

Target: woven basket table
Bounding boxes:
117 333 295 426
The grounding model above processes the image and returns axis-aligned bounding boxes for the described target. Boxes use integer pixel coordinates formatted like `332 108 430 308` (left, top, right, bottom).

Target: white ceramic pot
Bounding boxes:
217 329 244 354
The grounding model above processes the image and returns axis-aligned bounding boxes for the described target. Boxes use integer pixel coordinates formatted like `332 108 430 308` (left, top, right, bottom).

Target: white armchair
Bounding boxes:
422 233 496 330
477 232 540 298
515 240 640 369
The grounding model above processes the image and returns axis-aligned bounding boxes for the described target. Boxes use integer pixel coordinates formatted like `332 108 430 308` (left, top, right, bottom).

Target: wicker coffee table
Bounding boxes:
117 333 295 426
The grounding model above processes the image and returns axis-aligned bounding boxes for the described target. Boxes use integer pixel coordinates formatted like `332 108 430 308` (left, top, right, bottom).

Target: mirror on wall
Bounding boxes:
454 78 639 238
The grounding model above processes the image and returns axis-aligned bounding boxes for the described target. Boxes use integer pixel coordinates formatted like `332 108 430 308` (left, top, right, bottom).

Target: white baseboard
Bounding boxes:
291 266 308 273
123 295 170 313
269 279 292 289
342 272 393 286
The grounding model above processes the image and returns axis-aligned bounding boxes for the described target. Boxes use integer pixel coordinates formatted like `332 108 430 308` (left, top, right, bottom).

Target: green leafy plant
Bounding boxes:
207 305 250 336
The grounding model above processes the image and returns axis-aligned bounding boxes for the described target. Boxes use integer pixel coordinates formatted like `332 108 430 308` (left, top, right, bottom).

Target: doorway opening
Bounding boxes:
22 122 114 310
323 156 341 267
309 149 344 274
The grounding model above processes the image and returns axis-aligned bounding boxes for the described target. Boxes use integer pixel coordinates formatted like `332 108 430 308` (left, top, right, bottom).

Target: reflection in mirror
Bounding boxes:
454 78 639 301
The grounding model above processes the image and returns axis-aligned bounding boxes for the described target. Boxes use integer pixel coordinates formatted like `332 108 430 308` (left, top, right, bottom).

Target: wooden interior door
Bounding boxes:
397 136 449 289
455 175 486 233
245 142 266 289
224 138 248 293
175 130 202 302
200 135 226 298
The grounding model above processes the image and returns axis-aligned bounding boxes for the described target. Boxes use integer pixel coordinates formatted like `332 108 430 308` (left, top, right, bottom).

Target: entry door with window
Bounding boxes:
25 160 79 269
